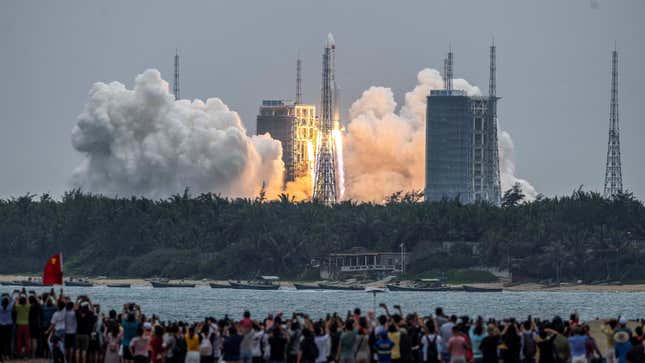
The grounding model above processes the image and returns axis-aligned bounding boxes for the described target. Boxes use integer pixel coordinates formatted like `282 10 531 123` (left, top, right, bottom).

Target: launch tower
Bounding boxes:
313 33 340 205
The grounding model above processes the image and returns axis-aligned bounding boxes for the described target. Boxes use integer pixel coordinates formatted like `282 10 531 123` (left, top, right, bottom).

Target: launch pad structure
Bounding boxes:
425 43 502 205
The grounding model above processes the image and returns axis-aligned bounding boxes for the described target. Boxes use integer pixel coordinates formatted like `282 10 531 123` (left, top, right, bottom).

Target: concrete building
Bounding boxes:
256 100 317 182
425 89 474 203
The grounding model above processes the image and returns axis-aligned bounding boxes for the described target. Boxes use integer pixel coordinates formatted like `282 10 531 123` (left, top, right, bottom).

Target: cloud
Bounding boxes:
71 69 284 198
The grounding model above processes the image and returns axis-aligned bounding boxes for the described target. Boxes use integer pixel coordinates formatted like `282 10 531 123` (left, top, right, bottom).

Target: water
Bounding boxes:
5 285 644 321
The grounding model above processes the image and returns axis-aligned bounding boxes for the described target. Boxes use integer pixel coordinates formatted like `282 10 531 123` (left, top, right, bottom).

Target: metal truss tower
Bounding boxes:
487 40 502 204
296 56 302 105
173 50 180 100
313 33 339 205
442 46 454 91
604 47 623 197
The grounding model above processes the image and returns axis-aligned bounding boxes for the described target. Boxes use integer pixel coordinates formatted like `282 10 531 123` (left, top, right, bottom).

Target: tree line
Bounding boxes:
0 186 643 282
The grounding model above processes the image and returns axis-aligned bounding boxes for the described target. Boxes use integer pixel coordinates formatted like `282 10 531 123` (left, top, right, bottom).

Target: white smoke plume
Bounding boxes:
343 68 536 203
71 69 284 199
498 131 537 200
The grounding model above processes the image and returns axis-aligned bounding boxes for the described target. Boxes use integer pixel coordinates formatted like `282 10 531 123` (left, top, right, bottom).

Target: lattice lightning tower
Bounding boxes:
173 50 180 100
296 56 302 105
487 39 502 204
603 47 623 197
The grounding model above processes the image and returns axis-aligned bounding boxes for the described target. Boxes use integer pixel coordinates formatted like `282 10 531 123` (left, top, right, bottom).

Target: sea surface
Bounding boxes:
4 285 644 322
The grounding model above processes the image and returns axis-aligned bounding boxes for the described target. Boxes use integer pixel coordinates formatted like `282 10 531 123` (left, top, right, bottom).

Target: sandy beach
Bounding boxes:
2 274 645 292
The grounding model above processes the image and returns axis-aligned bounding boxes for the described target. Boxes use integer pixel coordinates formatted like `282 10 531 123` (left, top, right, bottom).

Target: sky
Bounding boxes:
0 0 643 200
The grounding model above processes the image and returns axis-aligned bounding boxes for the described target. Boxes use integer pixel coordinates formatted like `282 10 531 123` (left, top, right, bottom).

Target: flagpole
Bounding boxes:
61 252 64 287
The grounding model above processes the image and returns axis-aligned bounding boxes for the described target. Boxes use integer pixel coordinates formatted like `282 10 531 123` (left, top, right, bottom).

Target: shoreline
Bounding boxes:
2 274 645 292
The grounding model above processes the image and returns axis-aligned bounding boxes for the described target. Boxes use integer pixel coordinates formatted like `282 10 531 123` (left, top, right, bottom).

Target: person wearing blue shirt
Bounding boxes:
613 331 632 363
469 323 487 363
568 327 588 363
0 294 15 360
375 331 394 363
121 312 140 363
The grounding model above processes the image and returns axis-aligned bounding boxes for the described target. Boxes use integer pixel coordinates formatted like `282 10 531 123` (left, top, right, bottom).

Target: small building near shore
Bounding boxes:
319 249 408 279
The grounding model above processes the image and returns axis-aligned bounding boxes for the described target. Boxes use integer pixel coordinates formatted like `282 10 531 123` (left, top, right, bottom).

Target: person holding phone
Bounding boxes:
0 293 14 361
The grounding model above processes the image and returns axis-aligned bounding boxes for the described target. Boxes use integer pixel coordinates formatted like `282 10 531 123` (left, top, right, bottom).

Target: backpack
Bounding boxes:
173 336 187 359
522 332 537 359
288 330 302 355
200 334 213 356
424 336 439 363
301 338 319 362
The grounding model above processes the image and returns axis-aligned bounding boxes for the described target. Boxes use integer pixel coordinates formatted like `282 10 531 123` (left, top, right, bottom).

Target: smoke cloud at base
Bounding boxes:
71 68 535 204
498 131 538 200
71 69 285 199
343 68 536 203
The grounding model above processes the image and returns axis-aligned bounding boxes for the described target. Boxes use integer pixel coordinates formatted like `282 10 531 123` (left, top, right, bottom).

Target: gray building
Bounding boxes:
425 46 501 205
425 90 474 203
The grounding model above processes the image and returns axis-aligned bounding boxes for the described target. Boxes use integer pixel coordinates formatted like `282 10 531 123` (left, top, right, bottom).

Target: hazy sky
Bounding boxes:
1 1 643 199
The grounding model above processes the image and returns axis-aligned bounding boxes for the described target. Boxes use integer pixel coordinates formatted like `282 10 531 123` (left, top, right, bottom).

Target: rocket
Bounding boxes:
323 33 341 131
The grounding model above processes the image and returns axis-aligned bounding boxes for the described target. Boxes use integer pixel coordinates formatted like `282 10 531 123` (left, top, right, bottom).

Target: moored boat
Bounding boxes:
228 281 280 290
65 279 93 287
209 282 231 289
228 276 280 290
463 285 503 292
150 281 195 288
10 279 44 287
386 284 449 292
106 283 131 288
317 283 363 291
293 283 324 290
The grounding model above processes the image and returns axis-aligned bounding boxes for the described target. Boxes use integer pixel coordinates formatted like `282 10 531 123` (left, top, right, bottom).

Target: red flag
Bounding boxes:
43 253 63 286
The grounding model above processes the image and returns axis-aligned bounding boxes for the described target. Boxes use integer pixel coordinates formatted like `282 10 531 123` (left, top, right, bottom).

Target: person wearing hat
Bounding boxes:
616 317 633 337
614 329 632 363
602 319 619 363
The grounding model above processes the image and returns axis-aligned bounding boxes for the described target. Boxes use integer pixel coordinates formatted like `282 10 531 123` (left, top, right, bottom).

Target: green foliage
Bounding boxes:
502 183 526 208
0 189 643 282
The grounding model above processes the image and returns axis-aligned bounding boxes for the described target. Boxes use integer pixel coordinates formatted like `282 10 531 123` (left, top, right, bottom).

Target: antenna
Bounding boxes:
604 46 623 197
488 39 502 205
296 55 302 105
489 38 496 98
443 58 448 90
447 46 453 91
173 49 180 100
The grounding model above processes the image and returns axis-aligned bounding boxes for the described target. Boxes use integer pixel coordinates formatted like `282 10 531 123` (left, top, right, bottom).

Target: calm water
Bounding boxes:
4 285 644 321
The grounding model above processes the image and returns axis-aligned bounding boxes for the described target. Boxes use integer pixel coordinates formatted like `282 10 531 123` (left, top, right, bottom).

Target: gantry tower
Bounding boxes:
603 47 623 197
313 33 339 205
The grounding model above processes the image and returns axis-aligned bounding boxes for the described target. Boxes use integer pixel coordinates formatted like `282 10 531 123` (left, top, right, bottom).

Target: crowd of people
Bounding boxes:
0 288 644 363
